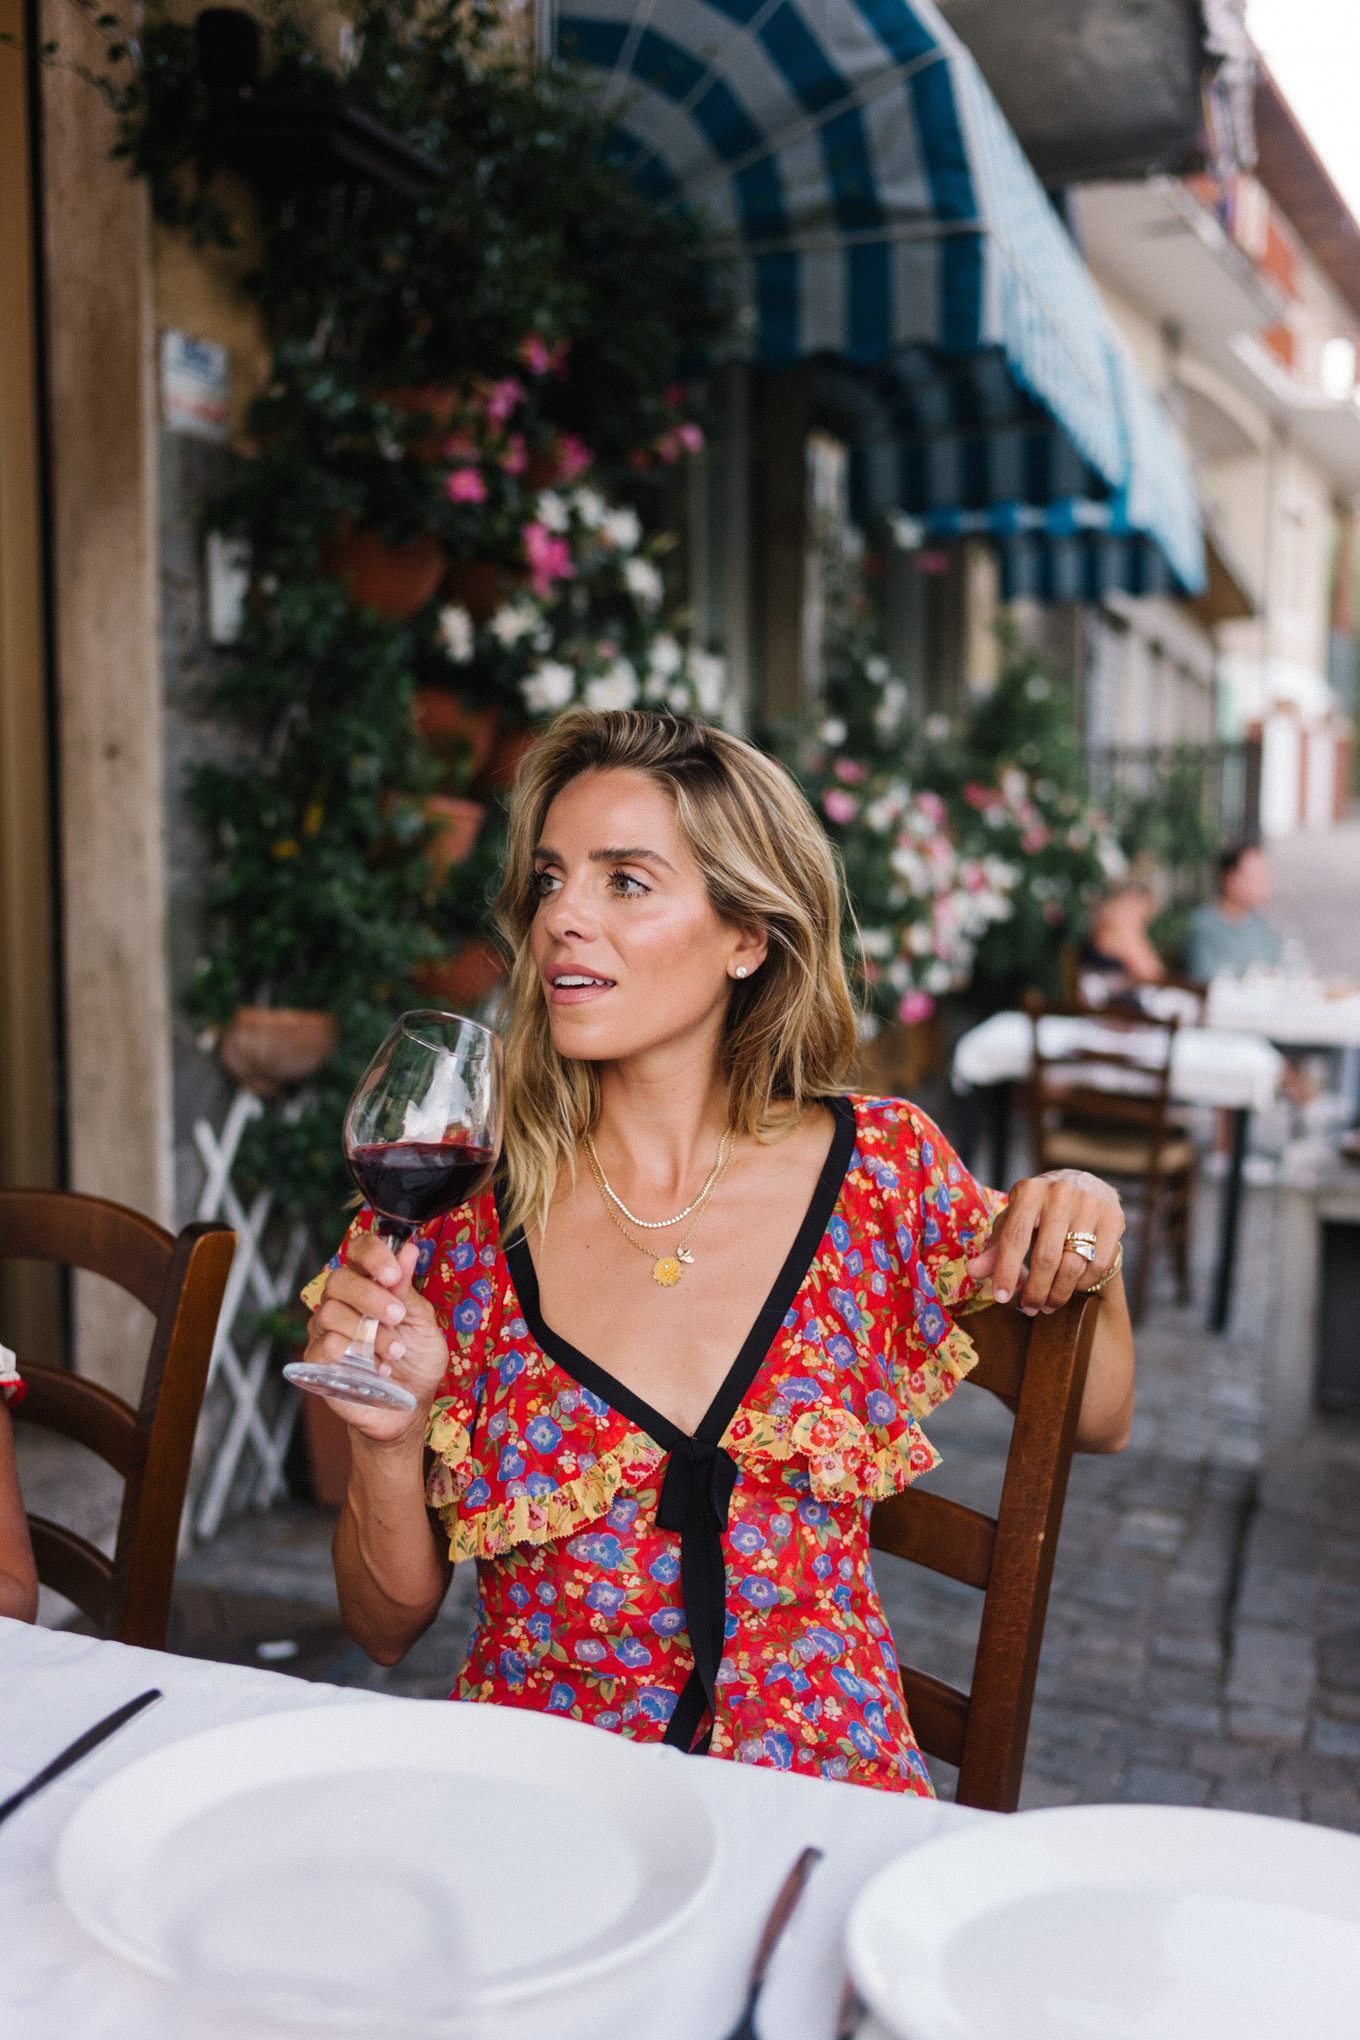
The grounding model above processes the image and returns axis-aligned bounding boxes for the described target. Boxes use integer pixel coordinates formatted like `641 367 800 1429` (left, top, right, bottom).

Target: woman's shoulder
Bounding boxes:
841 1091 954 1174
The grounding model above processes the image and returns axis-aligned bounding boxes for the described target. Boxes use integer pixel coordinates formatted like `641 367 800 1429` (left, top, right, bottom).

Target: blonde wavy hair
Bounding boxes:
495 709 858 1240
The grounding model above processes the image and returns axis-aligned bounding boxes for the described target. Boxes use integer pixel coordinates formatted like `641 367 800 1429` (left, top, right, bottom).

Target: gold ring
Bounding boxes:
1064 1231 1098 1262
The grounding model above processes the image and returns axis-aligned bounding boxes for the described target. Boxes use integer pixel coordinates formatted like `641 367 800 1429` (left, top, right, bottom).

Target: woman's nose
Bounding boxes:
540 869 595 940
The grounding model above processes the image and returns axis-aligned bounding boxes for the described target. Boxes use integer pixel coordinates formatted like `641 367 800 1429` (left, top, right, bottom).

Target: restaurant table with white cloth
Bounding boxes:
1204 973 1360 1050
0 1620 973 2040
951 1012 1284 1332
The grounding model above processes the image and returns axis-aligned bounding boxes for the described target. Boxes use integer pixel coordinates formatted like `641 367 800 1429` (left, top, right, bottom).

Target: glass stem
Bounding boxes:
343 1221 413 1372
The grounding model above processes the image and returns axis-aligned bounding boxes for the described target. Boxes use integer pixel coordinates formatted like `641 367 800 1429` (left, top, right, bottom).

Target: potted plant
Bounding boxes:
217 1007 339 1098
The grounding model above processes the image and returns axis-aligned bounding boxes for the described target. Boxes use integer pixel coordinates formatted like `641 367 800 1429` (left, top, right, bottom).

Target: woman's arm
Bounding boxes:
967 1168 1135 1454
0 1403 39 1623
305 1233 454 1662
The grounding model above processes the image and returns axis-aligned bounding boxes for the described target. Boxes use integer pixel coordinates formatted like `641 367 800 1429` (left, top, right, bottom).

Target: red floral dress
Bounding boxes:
305 1094 1004 1794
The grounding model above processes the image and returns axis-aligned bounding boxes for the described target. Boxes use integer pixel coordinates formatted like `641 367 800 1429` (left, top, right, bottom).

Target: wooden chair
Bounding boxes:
2 1190 235 1649
1022 995 1195 1324
869 1292 1099 1811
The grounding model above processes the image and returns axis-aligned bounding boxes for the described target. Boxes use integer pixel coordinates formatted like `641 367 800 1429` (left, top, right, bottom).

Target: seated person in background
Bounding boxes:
1078 881 1166 1002
1185 844 1281 983
0 1346 38 1623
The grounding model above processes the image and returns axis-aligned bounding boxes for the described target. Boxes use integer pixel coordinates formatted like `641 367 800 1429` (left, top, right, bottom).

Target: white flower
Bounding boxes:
887 511 925 551
687 651 726 714
923 713 951 741
820 717 847 745
926 961 954 994
666 683 693 712
873 682 908 738
521 660 576 715
599 506 642 552
584 659 639 711
865 657 889 683
436 604 474 663
488 600 543 648
535 490 569 533
864 787 907 834
857 927 893 958
647 633 684 678
1097 835 1128 879
570 487 606 529
623 557 664 608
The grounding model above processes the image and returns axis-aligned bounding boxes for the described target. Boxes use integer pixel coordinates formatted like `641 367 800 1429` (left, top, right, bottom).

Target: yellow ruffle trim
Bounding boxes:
300 1269 328 1313
424 1400 666 1564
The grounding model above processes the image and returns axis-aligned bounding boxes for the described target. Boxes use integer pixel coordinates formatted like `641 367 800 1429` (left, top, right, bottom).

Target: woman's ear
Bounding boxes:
728 922 770 980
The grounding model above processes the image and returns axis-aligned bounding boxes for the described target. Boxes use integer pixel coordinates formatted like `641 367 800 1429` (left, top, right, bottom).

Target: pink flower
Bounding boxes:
834 758 867 784
484 377 525 425
963 781 998 810
556 434 593 481
656 430 682 465
446 467 487 504
1021 825 1050 853
898 989 936 1025
500 433 528 475
522 520 575 596
822 788 859 825
917 789 946 823
675 421 705 453
519 333 570 377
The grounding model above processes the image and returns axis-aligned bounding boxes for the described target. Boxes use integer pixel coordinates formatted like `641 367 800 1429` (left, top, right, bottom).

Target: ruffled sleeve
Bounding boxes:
719 1094 1007 1508
0 1342 23 1408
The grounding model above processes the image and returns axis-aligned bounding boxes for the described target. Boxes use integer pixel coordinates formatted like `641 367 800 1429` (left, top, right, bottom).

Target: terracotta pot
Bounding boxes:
218 1007 339 1099
412 939 509 1014
371 383 461 461
413 689 498 779
443 558 509 627
322 529 445 620
301 1391 351 1509
483 725 537 792
422 795 486 882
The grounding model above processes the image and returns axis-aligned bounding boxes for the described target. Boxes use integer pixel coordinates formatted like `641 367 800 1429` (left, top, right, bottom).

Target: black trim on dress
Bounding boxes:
499 1094 858 1754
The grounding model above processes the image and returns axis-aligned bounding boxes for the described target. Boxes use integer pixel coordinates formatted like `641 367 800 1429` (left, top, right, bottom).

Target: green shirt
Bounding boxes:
1185 904 1282 983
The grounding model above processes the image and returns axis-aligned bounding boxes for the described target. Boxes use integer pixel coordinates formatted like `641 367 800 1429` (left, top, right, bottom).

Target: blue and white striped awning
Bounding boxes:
551 0 1206 596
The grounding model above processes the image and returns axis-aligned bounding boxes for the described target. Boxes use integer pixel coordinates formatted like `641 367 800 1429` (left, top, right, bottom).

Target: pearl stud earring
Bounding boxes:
734 966 749 978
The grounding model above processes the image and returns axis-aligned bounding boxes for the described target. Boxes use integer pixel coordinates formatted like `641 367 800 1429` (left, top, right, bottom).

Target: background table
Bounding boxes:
1205 975 1360 1051
0 1621 984 2039
951 1012 1284 1331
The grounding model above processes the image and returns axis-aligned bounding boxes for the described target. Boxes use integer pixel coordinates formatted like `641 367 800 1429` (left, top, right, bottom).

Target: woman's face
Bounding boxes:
528 768 767 1067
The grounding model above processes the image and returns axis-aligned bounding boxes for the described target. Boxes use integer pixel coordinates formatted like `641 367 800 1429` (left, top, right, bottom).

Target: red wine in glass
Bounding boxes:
284 1011 503 1411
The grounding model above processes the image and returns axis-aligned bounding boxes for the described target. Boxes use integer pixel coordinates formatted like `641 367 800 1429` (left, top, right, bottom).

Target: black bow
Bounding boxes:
656 1437 738 1754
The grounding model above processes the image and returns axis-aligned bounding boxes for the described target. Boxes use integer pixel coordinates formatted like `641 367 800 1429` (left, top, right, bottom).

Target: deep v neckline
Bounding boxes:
499 1094 857 1454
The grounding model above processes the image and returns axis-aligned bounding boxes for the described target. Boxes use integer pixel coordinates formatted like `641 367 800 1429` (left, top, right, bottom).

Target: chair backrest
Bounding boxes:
869 1292 1099 1811
1023 995 1179 1164
1 1190 235 1648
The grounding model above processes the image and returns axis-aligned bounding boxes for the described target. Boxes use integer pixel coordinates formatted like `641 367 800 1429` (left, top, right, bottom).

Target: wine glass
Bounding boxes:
284 1010 503 1411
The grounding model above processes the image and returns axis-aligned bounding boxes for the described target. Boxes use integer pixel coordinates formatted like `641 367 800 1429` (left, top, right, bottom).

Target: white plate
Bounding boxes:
57 1699 720 2032
847 1802 1360 2040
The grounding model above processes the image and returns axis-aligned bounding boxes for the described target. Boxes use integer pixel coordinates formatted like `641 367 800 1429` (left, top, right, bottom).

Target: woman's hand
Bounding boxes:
967 1168 1124 1315
304 1233 451 1447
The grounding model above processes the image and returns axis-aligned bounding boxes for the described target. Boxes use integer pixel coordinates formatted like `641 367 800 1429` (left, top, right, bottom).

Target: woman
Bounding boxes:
0 1347 38 1623
1078 880 1166 1003
303 711 1133 1793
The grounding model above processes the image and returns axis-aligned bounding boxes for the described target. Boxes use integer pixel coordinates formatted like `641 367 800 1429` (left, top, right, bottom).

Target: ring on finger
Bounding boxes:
1063 1230 1099 1262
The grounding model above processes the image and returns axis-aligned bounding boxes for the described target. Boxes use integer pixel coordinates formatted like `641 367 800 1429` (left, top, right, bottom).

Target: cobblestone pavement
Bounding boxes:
22 1130 1360 1826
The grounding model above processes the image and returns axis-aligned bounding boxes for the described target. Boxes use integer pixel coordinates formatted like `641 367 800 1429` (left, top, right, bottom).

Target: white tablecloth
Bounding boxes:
951 1011 1283 1113
1204 974 1360 1050
0 1621 986 2039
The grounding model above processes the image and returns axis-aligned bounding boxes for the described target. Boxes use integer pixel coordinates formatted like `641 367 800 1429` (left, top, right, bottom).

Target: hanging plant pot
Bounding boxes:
443 559 511 627
218 1007 339 1099
301 1392 351 1509
412 939 508 1013
322 529 445 620
371 384 462 461
422 796 487 882
413 689 498 780
483 725 538 792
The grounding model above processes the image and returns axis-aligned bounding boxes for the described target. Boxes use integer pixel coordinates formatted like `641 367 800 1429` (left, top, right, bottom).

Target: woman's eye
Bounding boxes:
531 869 560 899
609 869 649 898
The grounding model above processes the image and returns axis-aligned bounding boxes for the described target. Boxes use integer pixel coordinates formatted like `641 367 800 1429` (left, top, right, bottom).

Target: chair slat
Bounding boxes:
897 1666 968 1769
25 1516 112 1629
2 1193 234 1650
13 1364 138 1477
869 1294 1099 1812
0 1189 172 1315
868 1488 994 1590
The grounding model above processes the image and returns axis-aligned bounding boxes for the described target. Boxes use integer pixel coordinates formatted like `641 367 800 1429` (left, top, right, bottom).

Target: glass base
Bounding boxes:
282 1358 417 1411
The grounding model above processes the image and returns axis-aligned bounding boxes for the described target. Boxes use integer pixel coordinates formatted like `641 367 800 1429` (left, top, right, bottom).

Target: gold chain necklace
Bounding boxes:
584 1129 734 1286
584 1132 731 1229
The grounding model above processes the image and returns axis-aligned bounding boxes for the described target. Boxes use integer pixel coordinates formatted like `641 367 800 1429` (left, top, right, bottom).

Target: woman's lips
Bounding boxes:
546 972 617 1006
